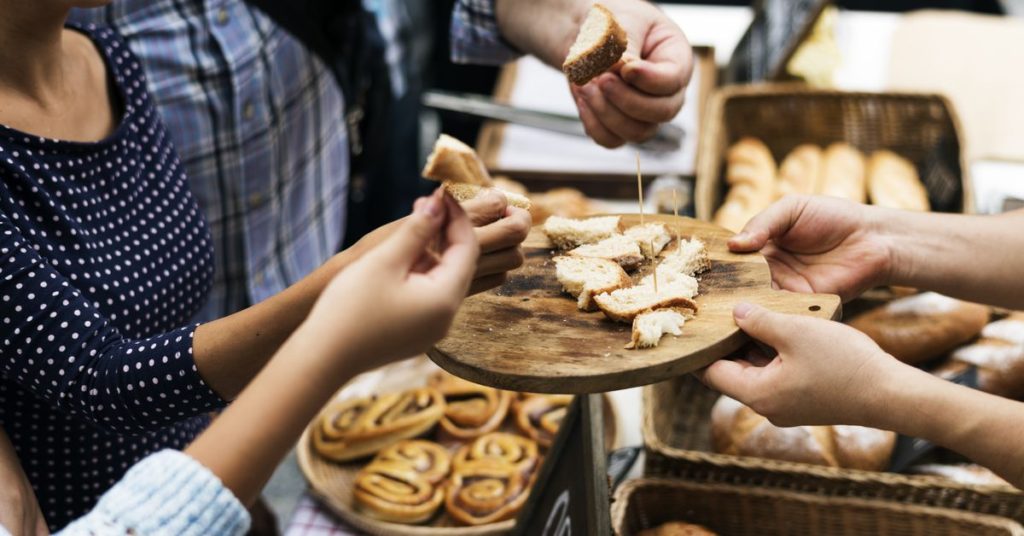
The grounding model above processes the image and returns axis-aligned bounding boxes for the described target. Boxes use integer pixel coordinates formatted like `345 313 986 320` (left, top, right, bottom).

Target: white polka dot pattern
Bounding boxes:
0 25 224 530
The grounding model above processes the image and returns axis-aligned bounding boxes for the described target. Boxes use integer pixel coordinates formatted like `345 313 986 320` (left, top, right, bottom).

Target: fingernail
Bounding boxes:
580 83 597 99
732 232 750 243
734 301 756 319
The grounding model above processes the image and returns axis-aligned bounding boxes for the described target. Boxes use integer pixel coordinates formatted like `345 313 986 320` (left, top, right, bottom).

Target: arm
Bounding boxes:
730 195 1024 309
0 431 47 536
699 303 1024 488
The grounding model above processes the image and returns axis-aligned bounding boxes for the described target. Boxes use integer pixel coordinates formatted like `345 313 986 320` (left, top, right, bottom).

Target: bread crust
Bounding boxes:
562 4 628 85
713 137 777 232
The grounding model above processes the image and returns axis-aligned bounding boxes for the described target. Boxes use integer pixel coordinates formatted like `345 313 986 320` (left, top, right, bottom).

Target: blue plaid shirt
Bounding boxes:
70 0 512 321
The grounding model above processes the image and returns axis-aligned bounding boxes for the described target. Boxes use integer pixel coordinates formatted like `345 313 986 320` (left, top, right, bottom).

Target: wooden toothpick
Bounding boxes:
650 239 659 294
673 189 681 255
636 153 644 226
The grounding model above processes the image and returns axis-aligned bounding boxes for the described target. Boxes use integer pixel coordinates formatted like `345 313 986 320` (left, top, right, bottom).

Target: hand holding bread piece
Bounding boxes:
562 4 628 86
421 134 533 210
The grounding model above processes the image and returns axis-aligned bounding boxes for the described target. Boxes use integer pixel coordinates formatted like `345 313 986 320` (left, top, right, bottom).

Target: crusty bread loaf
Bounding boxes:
867 150 929 211
568 234 644 271
714 138 777 233
849 292 990 365
910 463 1011 487
818 142 867 202
775 144 823 199
553 255 632 311
562 4 628 86
543 215 621 249
594 276 699 323
934 313 1024 399
624 223 672 259
442 181 532 210
626 307 691 349
711 395 896 471
637 521 717 536
422 134 493 186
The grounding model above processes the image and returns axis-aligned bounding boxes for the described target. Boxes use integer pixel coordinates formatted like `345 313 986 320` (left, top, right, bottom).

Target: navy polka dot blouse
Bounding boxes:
0 25 226 530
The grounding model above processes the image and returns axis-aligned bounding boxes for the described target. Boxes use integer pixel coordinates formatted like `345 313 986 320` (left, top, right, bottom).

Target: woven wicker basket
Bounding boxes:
694 84 973 221
612 478 1024 535
642 374 1024 523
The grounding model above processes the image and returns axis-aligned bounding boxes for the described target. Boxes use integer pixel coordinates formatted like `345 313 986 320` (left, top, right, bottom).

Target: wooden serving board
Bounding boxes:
429 214 841 394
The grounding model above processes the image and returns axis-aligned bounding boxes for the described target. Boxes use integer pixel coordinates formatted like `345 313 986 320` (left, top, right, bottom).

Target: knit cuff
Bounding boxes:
62 450 250 536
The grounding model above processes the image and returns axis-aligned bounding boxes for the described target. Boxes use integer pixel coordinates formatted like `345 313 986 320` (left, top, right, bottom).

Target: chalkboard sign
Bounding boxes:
724 0 830 84
889 365 979 472
513 394 611 536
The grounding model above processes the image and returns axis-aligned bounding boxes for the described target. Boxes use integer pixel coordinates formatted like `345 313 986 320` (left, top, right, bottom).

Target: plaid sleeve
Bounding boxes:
450 0 522 65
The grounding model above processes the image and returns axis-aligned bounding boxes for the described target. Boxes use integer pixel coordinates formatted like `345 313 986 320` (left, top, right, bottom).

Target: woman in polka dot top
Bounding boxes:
0 4 497 531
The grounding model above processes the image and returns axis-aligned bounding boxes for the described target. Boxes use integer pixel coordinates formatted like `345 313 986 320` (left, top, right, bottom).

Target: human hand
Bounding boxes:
0 431 48 536
728 195 895 303
312 190 479 374
570 0 693 148
696 302 904 428
460 191 531 294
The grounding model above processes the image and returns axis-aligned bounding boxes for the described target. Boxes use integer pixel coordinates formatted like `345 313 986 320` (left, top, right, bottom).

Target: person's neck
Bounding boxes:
0 4 74 108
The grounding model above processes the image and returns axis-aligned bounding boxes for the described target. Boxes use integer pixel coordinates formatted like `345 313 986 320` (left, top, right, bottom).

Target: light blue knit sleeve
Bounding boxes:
56 450 250 536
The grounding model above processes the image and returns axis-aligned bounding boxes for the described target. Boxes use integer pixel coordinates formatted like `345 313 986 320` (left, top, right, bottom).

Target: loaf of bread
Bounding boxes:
562 4 628 85
910 463 1010 487
849 292 990 365
714 138 776 232
638 522 718 536
867 150 929 211
711 395 896 471
817 142 867 202
934 312 1024 399
775 144 823 198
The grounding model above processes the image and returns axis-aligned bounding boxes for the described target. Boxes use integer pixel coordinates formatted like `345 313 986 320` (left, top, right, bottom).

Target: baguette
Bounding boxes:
562 4 628 85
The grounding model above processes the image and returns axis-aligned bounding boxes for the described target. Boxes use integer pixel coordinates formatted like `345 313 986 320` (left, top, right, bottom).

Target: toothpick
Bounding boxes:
636 153 644 226
650 239 659 294
673 189 681 255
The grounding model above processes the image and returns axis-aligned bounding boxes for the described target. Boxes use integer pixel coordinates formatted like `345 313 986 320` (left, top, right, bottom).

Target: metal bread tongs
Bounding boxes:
423 90 684 154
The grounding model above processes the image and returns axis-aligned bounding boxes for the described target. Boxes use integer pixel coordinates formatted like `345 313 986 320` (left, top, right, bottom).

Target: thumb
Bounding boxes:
732 302 799 351
728 196 807 252
374 190 446 270
697 359 770 403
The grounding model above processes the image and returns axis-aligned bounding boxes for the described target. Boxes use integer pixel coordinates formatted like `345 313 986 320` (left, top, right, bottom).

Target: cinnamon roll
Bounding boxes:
454 432 540 478
445 458 531 526
354 460 444 524
312 387 445 462
374 440 452 485
514 394 573 449
429 372 513 440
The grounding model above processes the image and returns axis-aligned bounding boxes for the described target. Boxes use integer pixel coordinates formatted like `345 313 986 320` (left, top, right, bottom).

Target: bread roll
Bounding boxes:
775 144 823 199
934 312 1024 399
910 463 1010 487
867 150 929 211
818 142 867 202
638 521 718 536
849 292 990 365
713 138 776 233
710 395 896 471
528 187 596 225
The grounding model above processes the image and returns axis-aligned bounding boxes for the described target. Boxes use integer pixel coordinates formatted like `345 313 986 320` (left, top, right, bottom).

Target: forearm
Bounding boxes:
875 365 1024 488
495 0 584 67
878 208 1024 309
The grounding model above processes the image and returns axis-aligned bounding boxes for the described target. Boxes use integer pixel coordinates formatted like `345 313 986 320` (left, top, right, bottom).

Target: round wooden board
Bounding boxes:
429 214 841 394
296 358 618 535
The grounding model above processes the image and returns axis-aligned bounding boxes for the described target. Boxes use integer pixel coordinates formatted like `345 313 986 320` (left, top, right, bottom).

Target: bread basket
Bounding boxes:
613 478 1024 535
642 374 1024 523
694 84 973 220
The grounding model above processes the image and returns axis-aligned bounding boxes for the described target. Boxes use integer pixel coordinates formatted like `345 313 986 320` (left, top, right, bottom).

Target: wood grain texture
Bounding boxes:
429 214 841 394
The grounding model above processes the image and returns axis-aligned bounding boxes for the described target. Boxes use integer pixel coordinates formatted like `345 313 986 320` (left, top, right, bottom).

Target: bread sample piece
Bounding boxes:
513 394 572 449
442 181 532 210
867 150 929 211
714 138 777 232
711 395 896 471
625 222 672 259
569 234 644 270
910 463 1011 487
935 313 1024 399
428 372 513 441
422 134 492 186
354 460 444 523
775 144 823 198
652 238 710 284
626 307 690 349
594 276 699 323
638 521 718 536
312 388 445 462
849 292 990 365
562 4 628 86
553 255 632 311
529 187 597 224
818 142 867 202
543 215 621 249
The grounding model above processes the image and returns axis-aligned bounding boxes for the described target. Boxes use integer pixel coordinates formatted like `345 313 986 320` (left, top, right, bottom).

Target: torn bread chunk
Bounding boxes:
569 235 644 271
625 223 672 259
554 256 632 311
594 277 699 323
421 134 492 186
626 308 691 349
442 181 532 210
562 4 628 86
649 238 710 285
543 215 621 249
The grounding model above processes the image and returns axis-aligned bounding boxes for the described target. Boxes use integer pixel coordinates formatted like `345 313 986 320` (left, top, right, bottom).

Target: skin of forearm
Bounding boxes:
878 209 1024 309
874 364 1024 488
185 315 358 505
495 0 587 67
